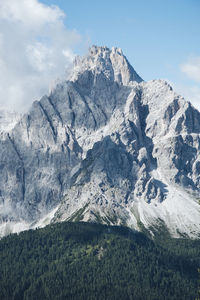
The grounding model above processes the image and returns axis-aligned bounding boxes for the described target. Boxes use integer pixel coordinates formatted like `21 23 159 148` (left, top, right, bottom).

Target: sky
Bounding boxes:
0 0 200 112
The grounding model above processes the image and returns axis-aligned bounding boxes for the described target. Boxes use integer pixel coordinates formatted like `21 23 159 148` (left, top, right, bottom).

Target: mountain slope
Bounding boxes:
0 46 200 237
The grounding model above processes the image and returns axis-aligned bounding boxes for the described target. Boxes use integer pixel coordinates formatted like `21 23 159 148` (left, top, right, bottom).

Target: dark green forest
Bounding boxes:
0 221 200 300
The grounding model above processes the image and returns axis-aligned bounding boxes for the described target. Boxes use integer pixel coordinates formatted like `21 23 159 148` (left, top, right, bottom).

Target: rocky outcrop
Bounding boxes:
0 46 200 238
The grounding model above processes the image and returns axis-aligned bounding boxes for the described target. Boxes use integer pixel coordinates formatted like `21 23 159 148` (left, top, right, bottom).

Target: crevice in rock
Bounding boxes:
7 134 25 202
38 102 57 143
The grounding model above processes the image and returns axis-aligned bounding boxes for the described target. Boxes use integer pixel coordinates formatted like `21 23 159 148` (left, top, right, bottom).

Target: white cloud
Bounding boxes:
180 56 200 82
0 0 64 28
0 0 81 112
178 56 200 111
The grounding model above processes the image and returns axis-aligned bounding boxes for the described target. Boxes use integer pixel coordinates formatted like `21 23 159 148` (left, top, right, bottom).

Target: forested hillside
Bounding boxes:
0 222 199 300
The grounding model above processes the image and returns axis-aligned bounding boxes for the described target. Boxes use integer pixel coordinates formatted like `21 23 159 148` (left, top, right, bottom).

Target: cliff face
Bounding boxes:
0 46 200 238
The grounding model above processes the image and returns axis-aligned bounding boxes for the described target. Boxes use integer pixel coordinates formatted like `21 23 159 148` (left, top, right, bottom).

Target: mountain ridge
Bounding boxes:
0 46 200 238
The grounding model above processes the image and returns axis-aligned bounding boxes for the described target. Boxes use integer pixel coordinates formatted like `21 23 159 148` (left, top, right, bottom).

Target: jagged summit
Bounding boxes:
0 46 200 238
71 45 143 85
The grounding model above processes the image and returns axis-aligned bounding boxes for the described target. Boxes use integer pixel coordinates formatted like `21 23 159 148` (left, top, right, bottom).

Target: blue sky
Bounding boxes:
41 0 200 109
0 0 199 111
40 1 199 76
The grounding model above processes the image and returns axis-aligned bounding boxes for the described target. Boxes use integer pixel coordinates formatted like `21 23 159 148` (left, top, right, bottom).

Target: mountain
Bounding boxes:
0 45 200 238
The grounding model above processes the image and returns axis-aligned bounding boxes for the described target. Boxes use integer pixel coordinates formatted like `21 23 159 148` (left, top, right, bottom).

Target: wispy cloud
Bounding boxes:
175 85 200 111
0 0 81 112
180 56 200 82
178 55 200 111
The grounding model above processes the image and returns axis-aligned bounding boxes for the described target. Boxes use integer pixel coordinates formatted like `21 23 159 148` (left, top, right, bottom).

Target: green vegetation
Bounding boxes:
0 221 200 300
67 203 89 222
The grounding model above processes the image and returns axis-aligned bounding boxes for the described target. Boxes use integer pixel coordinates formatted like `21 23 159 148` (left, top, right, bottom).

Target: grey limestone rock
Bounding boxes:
0 46 200 238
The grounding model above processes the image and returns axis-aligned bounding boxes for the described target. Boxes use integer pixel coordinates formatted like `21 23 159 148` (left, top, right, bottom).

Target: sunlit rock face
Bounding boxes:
0 46 200 238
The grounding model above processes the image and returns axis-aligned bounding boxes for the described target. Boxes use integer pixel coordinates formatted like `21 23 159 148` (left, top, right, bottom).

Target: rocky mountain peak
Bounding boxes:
71 45 143 85
0 46 200 238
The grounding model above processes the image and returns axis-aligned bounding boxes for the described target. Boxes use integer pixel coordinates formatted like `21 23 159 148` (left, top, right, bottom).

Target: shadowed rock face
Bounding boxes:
0 46 200 238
